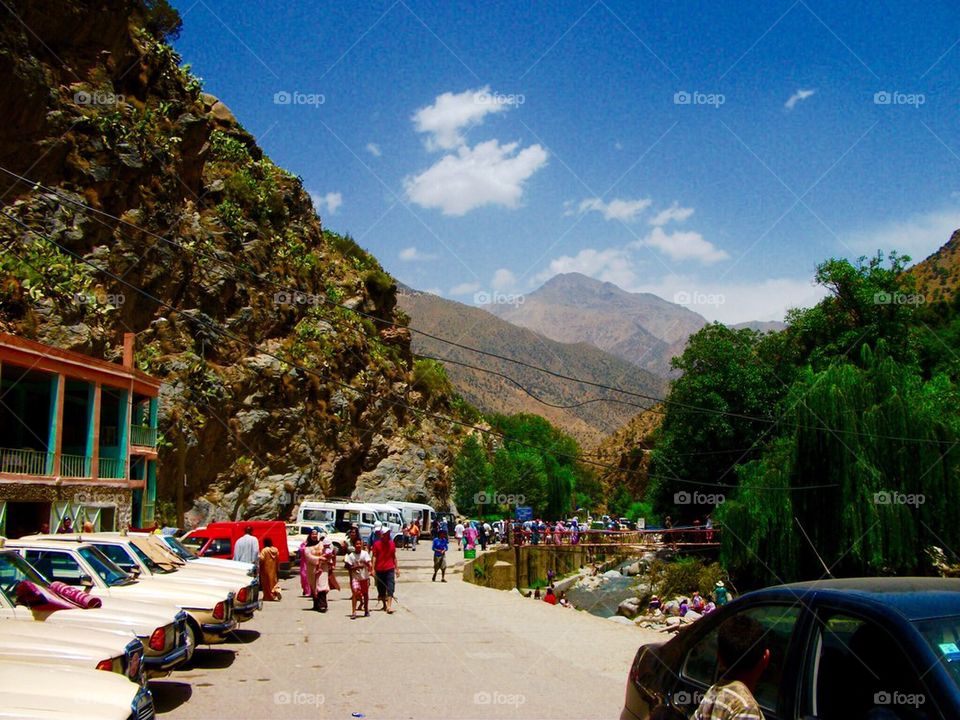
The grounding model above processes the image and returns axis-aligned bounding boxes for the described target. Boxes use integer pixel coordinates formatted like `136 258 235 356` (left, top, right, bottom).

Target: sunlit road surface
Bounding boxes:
154 548 662 719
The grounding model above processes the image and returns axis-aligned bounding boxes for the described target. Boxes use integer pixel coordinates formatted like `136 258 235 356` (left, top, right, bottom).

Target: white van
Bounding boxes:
365 504 403 536
386 501 436 537
296 501 380 536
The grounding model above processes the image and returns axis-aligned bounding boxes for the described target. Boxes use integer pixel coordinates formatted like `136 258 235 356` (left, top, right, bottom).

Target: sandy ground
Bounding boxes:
153 546 663 720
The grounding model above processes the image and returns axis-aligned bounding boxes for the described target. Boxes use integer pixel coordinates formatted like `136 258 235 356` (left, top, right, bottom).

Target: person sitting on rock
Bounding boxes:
691 591 705 612
543 586 557 605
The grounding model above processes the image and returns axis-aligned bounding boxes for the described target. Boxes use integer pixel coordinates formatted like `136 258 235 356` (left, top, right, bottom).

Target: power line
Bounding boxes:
0 208 844 490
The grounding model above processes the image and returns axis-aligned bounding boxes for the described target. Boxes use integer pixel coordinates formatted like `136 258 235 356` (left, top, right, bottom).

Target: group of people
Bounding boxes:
233 526 282 601
535 586 574 608
510 518 581 546
647 581 730 619
297 523 399 618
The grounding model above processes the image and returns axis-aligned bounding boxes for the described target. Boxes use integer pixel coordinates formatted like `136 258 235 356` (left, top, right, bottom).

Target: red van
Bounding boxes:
182 520 292 577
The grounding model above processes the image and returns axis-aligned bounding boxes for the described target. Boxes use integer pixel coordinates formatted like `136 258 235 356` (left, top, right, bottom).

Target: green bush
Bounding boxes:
412 358 452 397
209 130 250 164
648 557 725 601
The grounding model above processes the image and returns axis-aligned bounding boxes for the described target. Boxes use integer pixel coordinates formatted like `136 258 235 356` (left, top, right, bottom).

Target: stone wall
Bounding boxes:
464 545 626 590
0 482 132 530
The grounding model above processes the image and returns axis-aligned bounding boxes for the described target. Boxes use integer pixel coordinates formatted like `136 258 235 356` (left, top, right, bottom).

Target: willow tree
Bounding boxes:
721 346 960 584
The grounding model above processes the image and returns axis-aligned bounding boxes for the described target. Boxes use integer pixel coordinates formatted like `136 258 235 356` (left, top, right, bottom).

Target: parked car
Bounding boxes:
181 521 291 577
7 539 236 647
149 533 255 575
0 547 189 676
286 522 349 562
0 659 154 720
0 620 145 686
621 577 960 720
22 533 260 623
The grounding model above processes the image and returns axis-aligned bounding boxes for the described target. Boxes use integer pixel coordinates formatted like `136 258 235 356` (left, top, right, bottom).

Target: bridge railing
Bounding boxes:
503 526 721 547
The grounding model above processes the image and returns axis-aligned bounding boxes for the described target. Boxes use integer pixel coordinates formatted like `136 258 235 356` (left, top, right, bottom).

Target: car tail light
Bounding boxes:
628 648 644 686
213 601 225 620
97 658 115 672
149 626 167 651
237 587 248 603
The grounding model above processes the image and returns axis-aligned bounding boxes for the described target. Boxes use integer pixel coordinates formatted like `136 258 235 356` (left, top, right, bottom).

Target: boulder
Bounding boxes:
617 597 642 618
602 570 622 579
665 616 682 627
607 615 635 625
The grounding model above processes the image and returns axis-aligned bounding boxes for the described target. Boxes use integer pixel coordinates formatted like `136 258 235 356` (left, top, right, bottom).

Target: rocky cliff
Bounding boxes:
0 0 467 524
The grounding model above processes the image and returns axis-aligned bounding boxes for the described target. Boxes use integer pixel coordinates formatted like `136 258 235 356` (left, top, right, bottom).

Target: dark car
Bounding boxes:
621 577 960 720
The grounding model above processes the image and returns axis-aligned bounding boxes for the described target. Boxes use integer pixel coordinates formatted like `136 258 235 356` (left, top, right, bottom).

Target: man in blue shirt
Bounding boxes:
432 530 449 582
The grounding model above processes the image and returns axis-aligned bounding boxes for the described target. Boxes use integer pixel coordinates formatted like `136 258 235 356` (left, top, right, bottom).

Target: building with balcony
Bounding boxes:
0 332 161 538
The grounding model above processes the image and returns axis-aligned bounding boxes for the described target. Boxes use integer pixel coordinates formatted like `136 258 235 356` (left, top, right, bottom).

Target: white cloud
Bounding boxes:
399 246 438 262
412 86 513 151
310 191 342 215
404 139 548 216
449 281 482 295
532 247 637 289
577 196 652 222
365 143 382 157
491 268 517 291
785 88 816 110
841 208 960 261
649 202 695 226
636 226 729 264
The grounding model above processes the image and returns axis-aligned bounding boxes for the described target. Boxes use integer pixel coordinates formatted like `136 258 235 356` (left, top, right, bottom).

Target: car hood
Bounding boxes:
166 563 253 585
0 661 142 719
188 556 255 573
97 577 229 608
136 570 245 595
18 600 172 639
0 620 133 662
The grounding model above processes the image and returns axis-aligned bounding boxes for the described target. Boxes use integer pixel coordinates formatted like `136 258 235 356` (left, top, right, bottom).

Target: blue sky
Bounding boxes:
169 1 960 322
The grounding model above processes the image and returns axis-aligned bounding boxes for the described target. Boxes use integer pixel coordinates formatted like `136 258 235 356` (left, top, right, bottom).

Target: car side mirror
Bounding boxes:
79 575 94 590
128 566 141 578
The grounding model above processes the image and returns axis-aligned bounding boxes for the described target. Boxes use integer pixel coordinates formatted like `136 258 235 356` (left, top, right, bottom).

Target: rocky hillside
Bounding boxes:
909 229 960 304
0 0 468 524
489 273 708 377
397 287 667 447
588 408 661 501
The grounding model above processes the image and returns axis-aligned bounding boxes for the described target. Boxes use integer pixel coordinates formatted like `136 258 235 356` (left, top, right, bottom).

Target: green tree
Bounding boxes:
452 435 490 516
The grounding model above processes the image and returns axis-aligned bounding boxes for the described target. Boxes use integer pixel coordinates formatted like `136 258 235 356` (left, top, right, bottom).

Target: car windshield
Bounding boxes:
0 552 49 603
913 615 960 688
164 536 197 560
180 535 205 552
77 546 134 586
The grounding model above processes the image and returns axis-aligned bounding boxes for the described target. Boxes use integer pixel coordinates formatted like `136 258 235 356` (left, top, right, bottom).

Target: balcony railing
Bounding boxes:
60 453 91 478
129 425 158 448
98 456 125 479
0 448 53 476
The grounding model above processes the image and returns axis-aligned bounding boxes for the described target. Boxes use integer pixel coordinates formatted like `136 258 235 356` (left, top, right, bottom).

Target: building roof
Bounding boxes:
0 333 160 395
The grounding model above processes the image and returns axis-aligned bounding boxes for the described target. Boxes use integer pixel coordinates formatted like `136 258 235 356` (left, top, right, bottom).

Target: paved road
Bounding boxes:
154 547 662 719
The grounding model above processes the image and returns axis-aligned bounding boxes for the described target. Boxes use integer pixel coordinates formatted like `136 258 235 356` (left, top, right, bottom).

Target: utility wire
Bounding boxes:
1 208 844 490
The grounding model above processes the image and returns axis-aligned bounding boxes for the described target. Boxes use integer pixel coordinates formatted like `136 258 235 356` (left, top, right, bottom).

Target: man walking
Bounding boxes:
409 520 420 551
454 520 465 550
233 526 260 566
344 538 371 619
372 526 398 614
432 530 448 582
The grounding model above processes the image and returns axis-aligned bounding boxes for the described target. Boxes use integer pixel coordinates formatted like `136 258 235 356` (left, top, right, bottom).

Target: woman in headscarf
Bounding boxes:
464 521 478 550
300 528 320 596
259 537 281 601
324 536 341 592
312 537 334 612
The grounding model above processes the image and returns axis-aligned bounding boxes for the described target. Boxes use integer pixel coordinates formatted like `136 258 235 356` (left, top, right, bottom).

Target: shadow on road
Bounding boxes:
226 628 260 643
188 648 236 669
149 680 192 713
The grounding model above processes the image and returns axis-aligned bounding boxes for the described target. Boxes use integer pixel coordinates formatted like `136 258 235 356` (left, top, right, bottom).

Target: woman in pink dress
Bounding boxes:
299 528 319 596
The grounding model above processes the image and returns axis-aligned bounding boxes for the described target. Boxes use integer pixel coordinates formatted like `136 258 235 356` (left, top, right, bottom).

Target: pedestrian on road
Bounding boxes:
259 537 280 601
300 528 320 597
373 526 398 614
233 526 260 565
454 520 465 550
368 521 382 548
311 538 335 612
477 521 487 551
401 523 411 550
432 530 448 582
344 539 371 619
301 528 320 596
324 536 341 593
464 520 478 550
409 520 420 551
346 524 362 550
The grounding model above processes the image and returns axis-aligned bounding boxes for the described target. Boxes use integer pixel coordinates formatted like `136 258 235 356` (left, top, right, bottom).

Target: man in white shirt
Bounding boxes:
233 526 260 565
454 521 465 550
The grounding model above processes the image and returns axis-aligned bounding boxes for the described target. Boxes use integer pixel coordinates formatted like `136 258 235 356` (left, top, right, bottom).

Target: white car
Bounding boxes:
0 660 154 720
7 539 237 646
24 534 261 623
0 548 189 676
149 533 255 575
0 620 144 686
